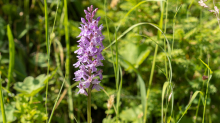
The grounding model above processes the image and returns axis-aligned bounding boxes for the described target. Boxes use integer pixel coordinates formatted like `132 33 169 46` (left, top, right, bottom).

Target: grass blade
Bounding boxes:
144 1 165 122
104 0 116 76
64 0 74 122
48 75 66 123
44 0 50 119
6 25 15 91
104 22 171 53
200 58 212 123
116 66 123 121
48 0 62 122
136 34 173 123
116 0 165 32
172 5 182 51
199 59 213 74
177 91 204 123
161 82 169 123
0 74 6 123
163 0 169 78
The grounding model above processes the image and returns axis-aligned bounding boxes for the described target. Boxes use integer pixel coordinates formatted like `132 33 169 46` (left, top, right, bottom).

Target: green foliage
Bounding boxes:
0 0 220 122
0 104 16 123
14 95 47 123
14 74 50 97
119 104 142 122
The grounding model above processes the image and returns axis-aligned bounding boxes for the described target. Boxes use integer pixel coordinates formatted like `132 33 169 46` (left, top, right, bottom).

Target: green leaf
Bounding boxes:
7 25 15 91
18 29 28 39
199 59 213 74
161 82 170 122
0 104 16 123
14 74 50 97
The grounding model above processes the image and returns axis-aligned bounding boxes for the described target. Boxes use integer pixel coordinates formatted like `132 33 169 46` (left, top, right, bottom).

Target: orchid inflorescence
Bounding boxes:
73 5 105 96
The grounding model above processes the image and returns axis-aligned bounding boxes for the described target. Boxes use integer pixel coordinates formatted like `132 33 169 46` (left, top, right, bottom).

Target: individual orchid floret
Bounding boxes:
77 83 88 96
198 0 208 8
73 5 104 96
209 6 219 15
214 6 219 14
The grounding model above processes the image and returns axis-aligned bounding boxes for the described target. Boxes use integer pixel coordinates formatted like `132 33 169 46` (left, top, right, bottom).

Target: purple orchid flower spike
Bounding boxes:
74 5 104 96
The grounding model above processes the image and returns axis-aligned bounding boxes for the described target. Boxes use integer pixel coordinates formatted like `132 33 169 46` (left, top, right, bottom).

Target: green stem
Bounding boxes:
162 1 169 122
115 16 120 123
144 1 164 122
104 0 116 73
144 44 158 121
193 2 201 122
202 75 211 123
104 0 119 121
194 79 205 123
164 0 168 77
44 0 50 120
0 75 6 123
87 86 92 123
48 76 66 123
64 0 74 122
202 57 211 123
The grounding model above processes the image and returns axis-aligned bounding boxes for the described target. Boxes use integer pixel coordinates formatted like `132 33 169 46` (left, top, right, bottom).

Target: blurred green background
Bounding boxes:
0 0 220 123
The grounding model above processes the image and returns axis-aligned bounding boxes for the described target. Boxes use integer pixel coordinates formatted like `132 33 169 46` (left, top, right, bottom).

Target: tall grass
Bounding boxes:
104 0 119 121
47 0 65 122
5 24 15 123
5 24 15 122
104 1 149 122
161 0 170 122
144 1 165 122
44 0 50 119
164 0 169 79
64 0 74 122
194 4 204 122
1 1 218 123
104 2 166 121
176 59 212 123
0 59 6 123
201 58 213 123
48 76 66 123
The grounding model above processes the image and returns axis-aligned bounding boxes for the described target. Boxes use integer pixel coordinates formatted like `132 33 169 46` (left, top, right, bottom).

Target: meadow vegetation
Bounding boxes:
0 0 219 123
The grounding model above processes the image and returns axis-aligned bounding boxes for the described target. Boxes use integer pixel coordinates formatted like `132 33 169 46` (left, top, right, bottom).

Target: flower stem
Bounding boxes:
87 86 92 123
0 74 6 123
